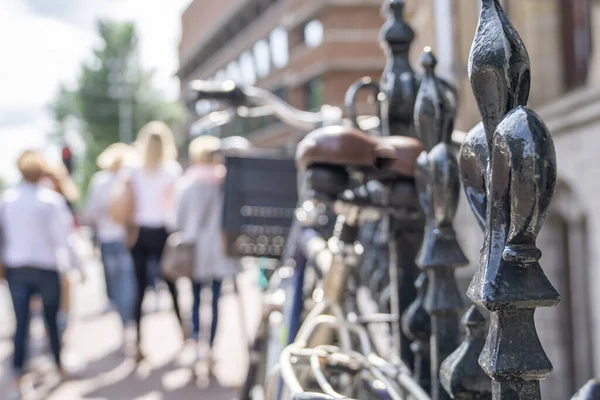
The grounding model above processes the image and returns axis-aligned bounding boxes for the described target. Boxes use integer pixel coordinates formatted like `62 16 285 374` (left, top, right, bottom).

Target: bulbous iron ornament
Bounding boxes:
413 47 466 400
460 1 560 398
401 272 432 392
440 306 492 399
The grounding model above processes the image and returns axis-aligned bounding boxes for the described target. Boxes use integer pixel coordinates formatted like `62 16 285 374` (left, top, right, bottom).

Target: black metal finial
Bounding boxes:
414 47 442 153
382 0 415 53
379 0 418 136
462 1 560 399
412 47 466 400
571 380 600 400
440 306 492 399
388 0 404 17
401 272 432 392
414 47 467 272
468 0 530 148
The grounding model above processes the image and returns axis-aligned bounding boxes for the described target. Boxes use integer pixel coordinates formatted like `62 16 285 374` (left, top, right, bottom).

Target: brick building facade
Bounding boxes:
178 0 388 150
178 1 600 398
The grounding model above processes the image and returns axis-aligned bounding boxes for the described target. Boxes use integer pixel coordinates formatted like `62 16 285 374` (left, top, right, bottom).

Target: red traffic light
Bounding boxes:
62 146 72 160
61 146 74 174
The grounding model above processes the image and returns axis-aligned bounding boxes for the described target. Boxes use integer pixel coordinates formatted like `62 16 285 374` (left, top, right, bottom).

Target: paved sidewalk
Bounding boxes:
0 235 262 400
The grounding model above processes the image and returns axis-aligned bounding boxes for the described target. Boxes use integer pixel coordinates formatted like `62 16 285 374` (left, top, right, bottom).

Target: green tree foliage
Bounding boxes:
50 21 186 196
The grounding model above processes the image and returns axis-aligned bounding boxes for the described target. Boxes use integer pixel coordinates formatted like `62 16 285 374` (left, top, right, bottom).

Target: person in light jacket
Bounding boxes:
1 150 75 399
173 135 241 364
83 143 136 345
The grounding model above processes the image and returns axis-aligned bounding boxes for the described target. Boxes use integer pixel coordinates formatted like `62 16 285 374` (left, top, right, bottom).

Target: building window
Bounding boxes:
305 79 323 111
560 0 592 90
226 61 243 83
254 40 271 78
270 27 289 69
240 51 257 85
304 20 324 48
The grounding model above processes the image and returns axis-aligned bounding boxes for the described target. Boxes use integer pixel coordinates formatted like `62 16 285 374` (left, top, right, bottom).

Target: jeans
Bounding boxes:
192 280 222 347
100 241 136 325
130 226 182 344
5 267 61 375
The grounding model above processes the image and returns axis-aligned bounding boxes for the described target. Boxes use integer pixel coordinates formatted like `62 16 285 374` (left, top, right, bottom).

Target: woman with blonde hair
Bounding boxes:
173 135 241 366
84 143 136 345
121 121 184 361
1 150 75 398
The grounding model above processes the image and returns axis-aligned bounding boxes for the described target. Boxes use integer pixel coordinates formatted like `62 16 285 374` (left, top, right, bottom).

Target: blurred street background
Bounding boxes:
1 0 600 399
0 230 261 400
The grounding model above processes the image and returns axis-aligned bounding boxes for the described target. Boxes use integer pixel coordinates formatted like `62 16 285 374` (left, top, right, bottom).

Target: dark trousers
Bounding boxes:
5 267 61 375
130 226 182 343
191 280 222 347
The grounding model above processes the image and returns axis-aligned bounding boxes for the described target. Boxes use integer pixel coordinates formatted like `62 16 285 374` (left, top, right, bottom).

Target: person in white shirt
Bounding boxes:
123 121 184 362
83 143 136 340
1 150 75 398
40 162 82 341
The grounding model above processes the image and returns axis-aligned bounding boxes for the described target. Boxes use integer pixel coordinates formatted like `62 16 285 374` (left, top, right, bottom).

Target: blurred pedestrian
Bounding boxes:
83 143 136 346
41 162 84 340
118 121 184 362
1 150 75 399
173 136 241 366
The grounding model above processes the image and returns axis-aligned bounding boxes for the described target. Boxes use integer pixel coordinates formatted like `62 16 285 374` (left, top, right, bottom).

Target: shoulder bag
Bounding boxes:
160 185 210 281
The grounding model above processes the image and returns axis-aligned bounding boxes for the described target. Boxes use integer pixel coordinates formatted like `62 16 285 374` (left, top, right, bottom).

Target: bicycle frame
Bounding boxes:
277 313 430 400
185 77 426 400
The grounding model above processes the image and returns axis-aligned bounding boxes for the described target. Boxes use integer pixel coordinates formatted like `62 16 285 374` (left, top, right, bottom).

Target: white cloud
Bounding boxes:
0 0 192 183
0 2 94 108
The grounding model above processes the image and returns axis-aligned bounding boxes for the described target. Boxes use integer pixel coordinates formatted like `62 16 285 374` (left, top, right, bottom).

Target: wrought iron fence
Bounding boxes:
377 0 599 399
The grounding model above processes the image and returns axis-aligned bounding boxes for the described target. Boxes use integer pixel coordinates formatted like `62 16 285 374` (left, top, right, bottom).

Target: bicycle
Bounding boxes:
184 78 465 400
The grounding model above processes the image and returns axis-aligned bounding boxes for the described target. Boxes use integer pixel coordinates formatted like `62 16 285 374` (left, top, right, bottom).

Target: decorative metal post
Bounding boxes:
377 0 425 370
440 305 492 399
460 1 561 399
401 272 431 392
379 0 418 138
413 48 467 400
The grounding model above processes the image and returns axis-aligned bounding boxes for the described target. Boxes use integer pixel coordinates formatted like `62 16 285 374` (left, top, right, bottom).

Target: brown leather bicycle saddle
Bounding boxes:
377 135 424 178
296 125 422 178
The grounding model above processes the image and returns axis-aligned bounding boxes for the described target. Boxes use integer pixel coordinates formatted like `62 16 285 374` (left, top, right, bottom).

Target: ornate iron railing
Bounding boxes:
377 0 599 399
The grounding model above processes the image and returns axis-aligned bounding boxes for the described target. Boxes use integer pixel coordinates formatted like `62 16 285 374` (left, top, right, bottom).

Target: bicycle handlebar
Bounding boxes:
185 80 325 131
185 80 469 150
185 80 247 107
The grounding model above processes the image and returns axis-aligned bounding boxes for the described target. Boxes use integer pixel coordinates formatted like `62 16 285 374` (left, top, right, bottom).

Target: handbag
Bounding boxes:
160 231 195 281
161 181 228 281
160 185 210 281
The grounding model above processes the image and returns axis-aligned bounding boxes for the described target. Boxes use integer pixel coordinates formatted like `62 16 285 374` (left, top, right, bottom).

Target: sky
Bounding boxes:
0 0 193 183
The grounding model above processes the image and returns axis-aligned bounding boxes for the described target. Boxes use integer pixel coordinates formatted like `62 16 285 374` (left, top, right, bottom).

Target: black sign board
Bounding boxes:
222 153 298 258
